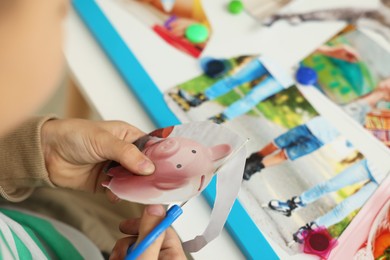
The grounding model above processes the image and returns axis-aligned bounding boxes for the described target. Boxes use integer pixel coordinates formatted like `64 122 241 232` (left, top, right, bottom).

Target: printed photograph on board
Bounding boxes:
300 26 390 147
165 56 389 256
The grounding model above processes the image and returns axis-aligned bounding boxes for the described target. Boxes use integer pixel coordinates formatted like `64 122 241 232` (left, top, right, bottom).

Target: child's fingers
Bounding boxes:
110 236 137 260
119 218 141 235
97 133 155 175
162 228 183 249
95 120 146 143
159 228 187 259
135 205 167 260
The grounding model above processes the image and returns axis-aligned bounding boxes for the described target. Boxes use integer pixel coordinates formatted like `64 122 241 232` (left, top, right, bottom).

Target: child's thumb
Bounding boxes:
135 205 167 260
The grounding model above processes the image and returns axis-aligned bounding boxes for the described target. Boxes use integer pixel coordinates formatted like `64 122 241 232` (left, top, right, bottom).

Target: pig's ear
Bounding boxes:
209 144 232 162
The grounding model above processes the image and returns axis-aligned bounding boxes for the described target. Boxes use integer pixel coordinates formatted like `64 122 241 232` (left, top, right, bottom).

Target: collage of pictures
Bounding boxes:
161 1 390 257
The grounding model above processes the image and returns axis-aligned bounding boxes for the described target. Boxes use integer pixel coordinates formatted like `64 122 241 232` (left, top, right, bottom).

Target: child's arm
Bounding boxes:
0 0 69 135
0 117 56 202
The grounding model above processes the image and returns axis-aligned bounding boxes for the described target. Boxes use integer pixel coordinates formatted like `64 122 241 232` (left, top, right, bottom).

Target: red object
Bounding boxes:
302 226 338 259
149 126 175 138
153 25 201 58
374 232 390 259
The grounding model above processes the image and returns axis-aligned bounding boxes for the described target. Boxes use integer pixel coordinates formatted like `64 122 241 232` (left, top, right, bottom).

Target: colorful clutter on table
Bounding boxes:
302 226 338 259
296 66 318 86
200 57 231 78
153 25 202 58
164 15 177 30
228 0 244 15
185 23 209 44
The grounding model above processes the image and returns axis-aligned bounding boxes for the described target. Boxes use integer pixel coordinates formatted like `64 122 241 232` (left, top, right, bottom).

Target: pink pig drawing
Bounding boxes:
102 136 232 204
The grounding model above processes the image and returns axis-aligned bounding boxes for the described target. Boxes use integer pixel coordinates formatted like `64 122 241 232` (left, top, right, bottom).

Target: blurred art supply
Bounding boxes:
113 0 204 58
296 66 318 86
295 226 338 259
153 25 202 58
200 57 231 78
163 15 177 30
228 0 244 15
185 23 209 44
125 204 183 260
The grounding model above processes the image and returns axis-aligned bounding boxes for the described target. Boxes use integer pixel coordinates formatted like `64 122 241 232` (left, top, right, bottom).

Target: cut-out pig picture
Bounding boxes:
103 122 243 204
103 121 247 252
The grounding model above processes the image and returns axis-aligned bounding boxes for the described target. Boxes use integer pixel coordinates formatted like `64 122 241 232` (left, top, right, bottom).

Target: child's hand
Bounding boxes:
316 45 360 63
110 205 186 260
41 119 155 201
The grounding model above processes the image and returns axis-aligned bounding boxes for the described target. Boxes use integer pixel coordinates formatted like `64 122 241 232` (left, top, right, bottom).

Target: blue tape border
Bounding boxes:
72 1 277 259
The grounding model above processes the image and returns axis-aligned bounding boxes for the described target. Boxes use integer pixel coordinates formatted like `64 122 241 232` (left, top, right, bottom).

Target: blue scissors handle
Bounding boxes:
125 205 183 260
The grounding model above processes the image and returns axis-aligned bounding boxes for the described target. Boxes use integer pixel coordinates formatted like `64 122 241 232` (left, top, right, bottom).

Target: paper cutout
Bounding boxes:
103 121 247 250
182 144 246 252
103 122 239 204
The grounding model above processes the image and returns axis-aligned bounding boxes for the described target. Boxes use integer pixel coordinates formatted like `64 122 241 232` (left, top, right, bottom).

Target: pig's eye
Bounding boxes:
192 150 196 154
176 164 182 169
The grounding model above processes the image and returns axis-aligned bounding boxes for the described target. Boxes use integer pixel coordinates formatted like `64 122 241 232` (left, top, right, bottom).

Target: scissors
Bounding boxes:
125 204 184 260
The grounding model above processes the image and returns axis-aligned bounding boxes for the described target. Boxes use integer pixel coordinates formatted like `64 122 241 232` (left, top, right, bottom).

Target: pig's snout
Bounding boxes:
153 139 180 158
